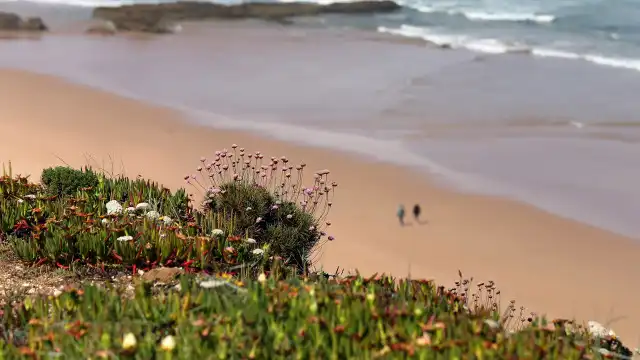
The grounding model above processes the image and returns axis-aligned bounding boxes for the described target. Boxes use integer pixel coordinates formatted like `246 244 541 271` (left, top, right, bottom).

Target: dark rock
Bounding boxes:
0 12 21 30
0 12 48 32
85 20 118 35
264 16 295 26
22 17 48 31
151 19 183 34
92 1 401 33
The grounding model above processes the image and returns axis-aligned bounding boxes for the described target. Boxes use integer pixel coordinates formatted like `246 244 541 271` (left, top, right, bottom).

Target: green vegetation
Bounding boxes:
0 149 635 359
40 166 99 197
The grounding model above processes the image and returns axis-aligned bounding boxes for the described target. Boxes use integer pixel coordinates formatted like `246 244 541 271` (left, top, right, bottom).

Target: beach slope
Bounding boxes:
1 69 639 341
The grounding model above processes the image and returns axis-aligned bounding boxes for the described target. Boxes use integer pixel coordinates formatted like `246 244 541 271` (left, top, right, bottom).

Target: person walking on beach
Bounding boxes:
413 204 421 222
397 204 406 226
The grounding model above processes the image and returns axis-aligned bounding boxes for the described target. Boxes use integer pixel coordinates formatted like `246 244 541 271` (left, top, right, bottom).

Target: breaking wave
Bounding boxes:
378 24 640 73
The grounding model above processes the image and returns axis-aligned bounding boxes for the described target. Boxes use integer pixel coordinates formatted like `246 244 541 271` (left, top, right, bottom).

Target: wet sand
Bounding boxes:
1 68 640 341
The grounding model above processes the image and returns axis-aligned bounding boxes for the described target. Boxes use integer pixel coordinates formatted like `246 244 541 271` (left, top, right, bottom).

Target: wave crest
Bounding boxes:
405 4 555 24
461 11 555 24
378 24 640 73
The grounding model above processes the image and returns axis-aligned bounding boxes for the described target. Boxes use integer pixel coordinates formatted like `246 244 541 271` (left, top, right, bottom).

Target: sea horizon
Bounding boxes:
0 2 639 239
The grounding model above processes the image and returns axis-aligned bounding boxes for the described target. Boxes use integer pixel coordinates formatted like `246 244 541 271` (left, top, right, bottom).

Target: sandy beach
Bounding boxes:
1 68 639 341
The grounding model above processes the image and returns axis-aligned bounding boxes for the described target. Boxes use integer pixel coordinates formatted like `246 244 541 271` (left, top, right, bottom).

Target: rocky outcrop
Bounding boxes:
0 12 47 32
141 267 184 283
85 19 118 35
92 1 401 33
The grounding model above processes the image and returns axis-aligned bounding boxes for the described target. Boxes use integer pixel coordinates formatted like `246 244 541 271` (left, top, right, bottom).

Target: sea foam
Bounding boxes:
378 24 640 73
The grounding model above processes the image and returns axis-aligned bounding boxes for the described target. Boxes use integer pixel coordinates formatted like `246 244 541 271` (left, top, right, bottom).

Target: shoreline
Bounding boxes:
2 26 639 239
2 68 640 341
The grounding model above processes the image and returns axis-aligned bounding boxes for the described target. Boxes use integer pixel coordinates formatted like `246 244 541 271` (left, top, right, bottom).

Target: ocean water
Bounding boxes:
0 3 639 239
3 0 640 73
379 0 640 73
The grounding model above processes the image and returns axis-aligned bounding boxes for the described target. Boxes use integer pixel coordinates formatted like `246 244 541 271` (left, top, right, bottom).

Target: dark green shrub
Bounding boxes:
263 201 319 270
204 182 321 271
41 166 99 196
188 147 335 272
205 182 274 231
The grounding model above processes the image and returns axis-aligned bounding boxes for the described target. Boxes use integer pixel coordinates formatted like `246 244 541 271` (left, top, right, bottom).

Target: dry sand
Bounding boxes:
1 68 639 342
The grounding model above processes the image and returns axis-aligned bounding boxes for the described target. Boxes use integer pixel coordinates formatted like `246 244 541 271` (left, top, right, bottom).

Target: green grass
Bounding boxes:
0 155 635 359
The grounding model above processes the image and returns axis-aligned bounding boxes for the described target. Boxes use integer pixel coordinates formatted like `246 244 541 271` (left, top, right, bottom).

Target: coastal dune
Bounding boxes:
2 69 640 342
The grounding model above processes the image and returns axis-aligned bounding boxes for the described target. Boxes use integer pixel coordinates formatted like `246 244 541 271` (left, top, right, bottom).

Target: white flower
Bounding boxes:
286 214 293 219
125 207 136 213
161 216 173 225
101 218 110 224
587 320 616 338
598 348 612 356
258 273 267 283
245 238 257 244
117 235 133 242
211 229 224 237
122 333 137 350
136 202 150 211
199 279 228 288
146 211 160 220
106 200 123 215
17 199 24 204
160 335 176 351
24 194 36 200
483 319 500 330
252 248 264 256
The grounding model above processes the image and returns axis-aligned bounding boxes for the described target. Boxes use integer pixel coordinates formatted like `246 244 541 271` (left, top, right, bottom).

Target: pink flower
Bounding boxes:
328 236 335 241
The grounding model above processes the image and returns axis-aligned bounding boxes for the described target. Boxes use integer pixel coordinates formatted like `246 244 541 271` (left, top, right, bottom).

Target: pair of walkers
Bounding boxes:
397 204 421 226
